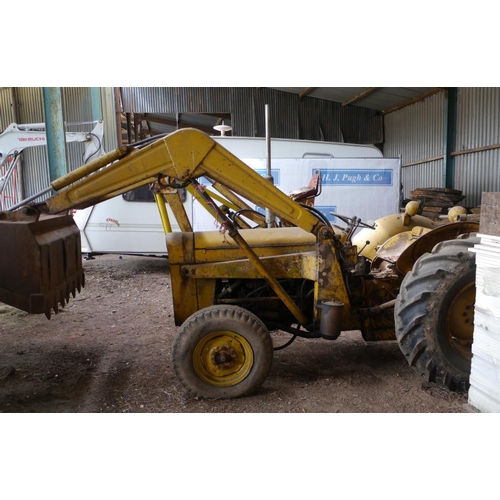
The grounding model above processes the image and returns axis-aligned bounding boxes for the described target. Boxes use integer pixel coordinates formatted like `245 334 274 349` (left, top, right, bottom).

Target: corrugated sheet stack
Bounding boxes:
468 233 500 412
409 187 465 219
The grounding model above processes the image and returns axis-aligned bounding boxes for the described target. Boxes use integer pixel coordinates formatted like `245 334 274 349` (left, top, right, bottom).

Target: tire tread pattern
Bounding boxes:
172 305 274 399
395 235 479 392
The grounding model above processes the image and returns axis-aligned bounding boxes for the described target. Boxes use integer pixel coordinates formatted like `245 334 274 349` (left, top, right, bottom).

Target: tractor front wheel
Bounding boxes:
172 305 274 399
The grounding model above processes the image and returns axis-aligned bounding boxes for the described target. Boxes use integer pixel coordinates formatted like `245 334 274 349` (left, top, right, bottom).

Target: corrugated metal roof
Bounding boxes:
267 87 441 113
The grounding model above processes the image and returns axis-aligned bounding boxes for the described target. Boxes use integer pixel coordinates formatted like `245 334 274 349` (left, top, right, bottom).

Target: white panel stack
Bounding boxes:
469 234 500 412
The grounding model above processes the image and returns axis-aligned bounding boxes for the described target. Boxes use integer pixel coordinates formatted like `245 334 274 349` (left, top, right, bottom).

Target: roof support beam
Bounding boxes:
382 88 447 115
299 87 316 99
342 87 380 106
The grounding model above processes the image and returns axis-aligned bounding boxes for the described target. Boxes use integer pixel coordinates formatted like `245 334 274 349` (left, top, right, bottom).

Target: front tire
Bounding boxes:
172 305 274 398
394 235 479 391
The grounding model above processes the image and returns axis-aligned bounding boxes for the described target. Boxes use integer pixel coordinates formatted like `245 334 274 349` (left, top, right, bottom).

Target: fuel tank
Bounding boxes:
352 213 437 261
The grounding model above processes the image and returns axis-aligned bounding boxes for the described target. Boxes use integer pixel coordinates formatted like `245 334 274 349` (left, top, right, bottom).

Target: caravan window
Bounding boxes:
122 185 187 203
122 185 155 202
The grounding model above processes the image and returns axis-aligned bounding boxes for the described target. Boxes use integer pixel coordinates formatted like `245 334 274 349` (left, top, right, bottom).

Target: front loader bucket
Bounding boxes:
0 214 84 318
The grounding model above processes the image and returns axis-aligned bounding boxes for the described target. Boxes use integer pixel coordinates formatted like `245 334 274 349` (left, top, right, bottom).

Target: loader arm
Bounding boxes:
0 128 336 319
38 128 325 236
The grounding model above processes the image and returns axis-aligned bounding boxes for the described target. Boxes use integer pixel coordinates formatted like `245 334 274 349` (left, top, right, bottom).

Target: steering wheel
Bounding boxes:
330 213 375 230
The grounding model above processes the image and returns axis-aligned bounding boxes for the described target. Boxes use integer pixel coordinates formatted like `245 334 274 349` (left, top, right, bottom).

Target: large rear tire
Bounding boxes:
394 235 479 391
172 305 274 399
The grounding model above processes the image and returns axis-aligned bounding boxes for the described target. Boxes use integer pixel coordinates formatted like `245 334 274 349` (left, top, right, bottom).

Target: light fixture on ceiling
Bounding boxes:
213 121 232 136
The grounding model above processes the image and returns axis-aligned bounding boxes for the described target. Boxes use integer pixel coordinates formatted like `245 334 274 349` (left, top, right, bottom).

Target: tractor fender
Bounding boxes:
396 221 480 275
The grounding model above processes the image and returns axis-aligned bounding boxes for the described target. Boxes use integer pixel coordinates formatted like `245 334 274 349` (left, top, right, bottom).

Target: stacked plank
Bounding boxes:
468 233 500 412
409 187 465 219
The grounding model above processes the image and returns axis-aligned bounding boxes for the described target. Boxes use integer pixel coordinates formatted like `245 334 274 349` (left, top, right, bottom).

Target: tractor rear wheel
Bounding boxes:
172 305 274 399
394 235 479 392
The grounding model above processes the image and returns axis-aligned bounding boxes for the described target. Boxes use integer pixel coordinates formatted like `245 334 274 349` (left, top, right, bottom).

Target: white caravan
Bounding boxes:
73 135 401 257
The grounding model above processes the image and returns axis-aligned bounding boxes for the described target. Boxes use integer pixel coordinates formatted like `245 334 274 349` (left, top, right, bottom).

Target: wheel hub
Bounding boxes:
193 331 254 387
447 281 475 360
211 345 237 369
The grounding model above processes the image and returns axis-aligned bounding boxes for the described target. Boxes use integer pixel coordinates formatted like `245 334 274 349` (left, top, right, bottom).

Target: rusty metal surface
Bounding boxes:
0 214 84 318
397 221 480 274
360 276 400 341
374 229 431 266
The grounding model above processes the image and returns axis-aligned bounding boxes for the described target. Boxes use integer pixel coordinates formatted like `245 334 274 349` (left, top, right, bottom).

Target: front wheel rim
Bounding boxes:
193 331 254 387
447 281 475 360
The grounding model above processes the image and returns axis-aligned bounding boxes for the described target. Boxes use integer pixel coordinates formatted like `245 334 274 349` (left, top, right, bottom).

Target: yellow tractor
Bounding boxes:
0 129 479 398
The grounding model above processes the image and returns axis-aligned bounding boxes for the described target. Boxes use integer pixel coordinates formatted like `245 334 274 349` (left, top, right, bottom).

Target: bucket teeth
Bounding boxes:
42 270 85 318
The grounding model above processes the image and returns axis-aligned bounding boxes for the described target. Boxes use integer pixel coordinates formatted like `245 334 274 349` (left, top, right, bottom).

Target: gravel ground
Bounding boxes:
0 253 477 414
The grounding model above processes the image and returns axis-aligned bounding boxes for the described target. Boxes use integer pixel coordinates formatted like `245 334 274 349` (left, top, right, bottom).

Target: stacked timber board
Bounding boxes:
409 188 465 219
469 193 500 412
469 234 500 412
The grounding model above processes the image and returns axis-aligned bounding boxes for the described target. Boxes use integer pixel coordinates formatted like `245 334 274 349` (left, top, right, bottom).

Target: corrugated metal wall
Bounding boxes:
455 87 500 207
253 88 299 139
3 87 499 211
384 88 500 208
0 88 17 128
63 88 98 176
100 87 119 153
0 87 117 208
0 88 20 208
6 88 49 206
120 87 383 144
383 91 446 200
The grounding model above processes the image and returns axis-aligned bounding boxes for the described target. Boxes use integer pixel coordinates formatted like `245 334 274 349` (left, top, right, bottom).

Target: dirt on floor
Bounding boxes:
0 254 477 413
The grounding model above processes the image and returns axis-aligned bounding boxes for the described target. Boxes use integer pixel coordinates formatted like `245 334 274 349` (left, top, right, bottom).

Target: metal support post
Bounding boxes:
42 87 68 184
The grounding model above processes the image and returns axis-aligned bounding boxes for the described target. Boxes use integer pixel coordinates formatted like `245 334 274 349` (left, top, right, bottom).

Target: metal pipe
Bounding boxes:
360 299 397 317
10 88 24 202
114 87 123 147
266 104 271 174
211 181 252 210
8 186 52 211
0 154 21 192
265 104 275 228
154 192 172 233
